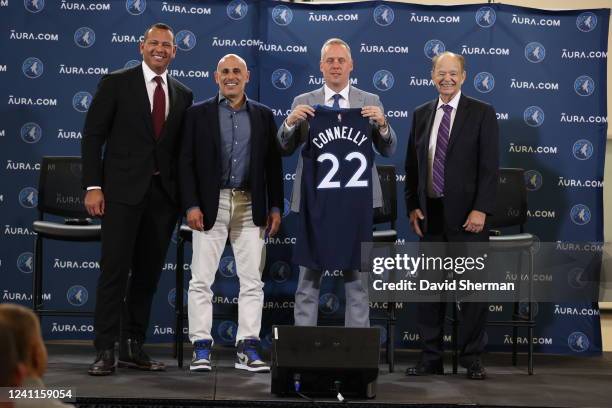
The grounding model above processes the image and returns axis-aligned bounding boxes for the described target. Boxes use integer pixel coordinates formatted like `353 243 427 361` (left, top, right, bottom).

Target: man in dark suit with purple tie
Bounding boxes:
404 52 499 380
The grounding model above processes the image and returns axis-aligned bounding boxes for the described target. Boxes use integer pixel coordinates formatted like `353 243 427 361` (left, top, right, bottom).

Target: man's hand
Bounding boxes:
84 189 105 217
187 207 204 231
286 104 315 127
266 211 281 237
409 208 425 238
361 105 387 129
463 210 486 234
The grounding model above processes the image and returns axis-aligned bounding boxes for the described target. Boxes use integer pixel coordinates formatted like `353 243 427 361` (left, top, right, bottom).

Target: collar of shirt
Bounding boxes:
141 61 168 86
324 84 350 106
218 93 249 111
436 90 461 112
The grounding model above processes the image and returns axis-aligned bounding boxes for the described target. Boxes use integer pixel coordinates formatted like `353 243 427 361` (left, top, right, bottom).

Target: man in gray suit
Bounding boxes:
277 38 397 327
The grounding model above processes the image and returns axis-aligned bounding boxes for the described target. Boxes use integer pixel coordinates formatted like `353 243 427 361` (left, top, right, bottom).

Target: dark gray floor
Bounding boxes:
44 342 612 407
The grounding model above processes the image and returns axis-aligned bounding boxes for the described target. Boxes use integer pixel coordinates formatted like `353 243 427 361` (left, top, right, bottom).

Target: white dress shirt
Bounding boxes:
427 91 461 198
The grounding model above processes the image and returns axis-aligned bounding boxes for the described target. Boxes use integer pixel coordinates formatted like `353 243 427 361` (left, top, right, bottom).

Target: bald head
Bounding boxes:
431 51 465 72
217 53 247 72
215 53 250 107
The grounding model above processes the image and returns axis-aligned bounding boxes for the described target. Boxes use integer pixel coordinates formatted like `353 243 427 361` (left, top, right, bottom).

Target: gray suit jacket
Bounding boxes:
277 85 397 212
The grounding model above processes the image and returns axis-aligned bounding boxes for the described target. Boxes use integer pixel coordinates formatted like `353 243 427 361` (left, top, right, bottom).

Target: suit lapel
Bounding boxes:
247 101 262 180
209 97 222 157
446 94 470 158
348 85 365 108
311 87 325 105
421 99 437 161
131 67 155 139
157 76 178 142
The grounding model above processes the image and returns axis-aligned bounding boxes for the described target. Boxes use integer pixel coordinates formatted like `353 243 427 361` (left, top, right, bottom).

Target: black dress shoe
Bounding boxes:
88 349 115 376
118 339 166 371
466 360 486 380
405 361 444 376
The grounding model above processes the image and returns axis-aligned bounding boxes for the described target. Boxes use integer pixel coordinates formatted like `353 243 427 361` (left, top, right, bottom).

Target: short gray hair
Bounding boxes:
320 38 352 61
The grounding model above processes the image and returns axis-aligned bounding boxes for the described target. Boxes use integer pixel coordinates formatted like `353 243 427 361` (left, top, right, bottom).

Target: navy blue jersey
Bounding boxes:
294 106 373 271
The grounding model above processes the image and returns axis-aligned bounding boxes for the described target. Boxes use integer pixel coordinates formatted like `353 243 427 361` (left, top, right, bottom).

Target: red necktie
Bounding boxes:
152 76 166 140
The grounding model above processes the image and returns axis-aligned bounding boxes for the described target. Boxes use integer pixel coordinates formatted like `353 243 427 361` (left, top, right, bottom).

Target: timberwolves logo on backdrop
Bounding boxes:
270 261 291 284
568 332 589 352
572 139 593 160
373 70 394 92
272 5 293 26
523 106 544 127
570 204 591 226
271 69 292 90
524 170 543 191
373 5 394 26
282 198 291 217
218 321 237 343
70 162 82 178
24 0 44 13
473 72 494 93
20 123 42 144
424 39 445 60
475 7 496 28
574 75 595 97
319 293 339 315
524 42 545 63
568 267 588 289
19 187 38 209
576 12 597 32
167 288 188 308
227 0 248 20
175 30 196 52
17 252 34 274
124 59 140 69
74 27 95 48
219 256 237 278
126 0 146 15
22 57 43 79
73 91 93 113
518 301 538 319
67 285 88 307
374 325 388 345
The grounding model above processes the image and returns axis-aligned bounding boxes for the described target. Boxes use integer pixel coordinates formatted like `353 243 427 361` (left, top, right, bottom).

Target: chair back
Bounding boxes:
488 168 527 229
373 165 397 225
37 156 89 218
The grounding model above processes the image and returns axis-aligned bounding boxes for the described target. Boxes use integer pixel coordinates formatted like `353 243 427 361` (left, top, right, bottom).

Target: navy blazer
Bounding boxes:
178 96 283 230
404 94 499 233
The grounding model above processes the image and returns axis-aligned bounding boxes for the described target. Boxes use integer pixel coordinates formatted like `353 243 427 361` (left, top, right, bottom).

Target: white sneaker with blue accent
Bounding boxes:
235 339 269 372
190 339 212 372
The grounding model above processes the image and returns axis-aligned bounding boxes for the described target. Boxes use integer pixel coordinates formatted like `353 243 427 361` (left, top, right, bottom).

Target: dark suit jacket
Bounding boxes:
178 96 284 231
81 65 193 205
405 94 499 233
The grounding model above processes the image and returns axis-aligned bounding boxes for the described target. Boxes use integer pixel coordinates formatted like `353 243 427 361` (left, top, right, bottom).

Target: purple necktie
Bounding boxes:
152 76 166 140
432 104 453 196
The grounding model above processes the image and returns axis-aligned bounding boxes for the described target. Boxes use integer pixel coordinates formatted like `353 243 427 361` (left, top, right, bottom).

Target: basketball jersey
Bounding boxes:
293 106 373 271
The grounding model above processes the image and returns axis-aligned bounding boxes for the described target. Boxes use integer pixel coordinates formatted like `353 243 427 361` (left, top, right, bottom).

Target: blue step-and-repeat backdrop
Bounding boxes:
0 0 609 355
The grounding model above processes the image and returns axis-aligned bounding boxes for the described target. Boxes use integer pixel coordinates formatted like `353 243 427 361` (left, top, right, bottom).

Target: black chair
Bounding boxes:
450 168 535 375
32 156 101 319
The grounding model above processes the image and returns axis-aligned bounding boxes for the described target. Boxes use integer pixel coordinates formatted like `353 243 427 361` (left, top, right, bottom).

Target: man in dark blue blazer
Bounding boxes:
405 52 499 380
179 54 283 373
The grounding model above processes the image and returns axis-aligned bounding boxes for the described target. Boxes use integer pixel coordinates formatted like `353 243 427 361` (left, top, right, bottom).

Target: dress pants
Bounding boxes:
417 197 488 365
294 266 370 327
94 176 178 350
188 189 266 344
